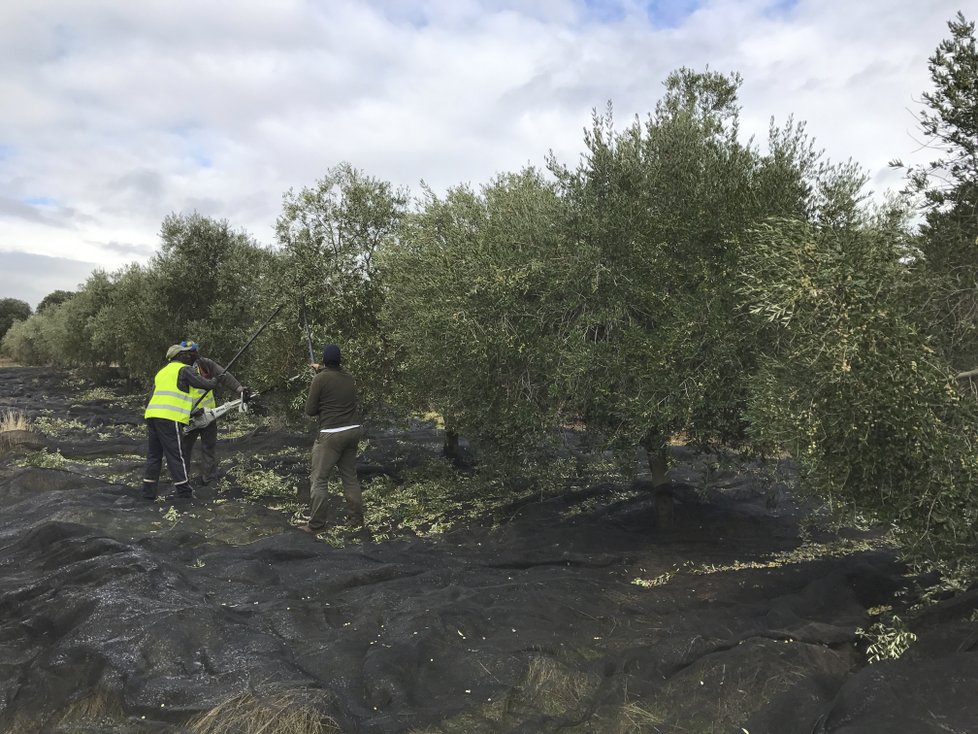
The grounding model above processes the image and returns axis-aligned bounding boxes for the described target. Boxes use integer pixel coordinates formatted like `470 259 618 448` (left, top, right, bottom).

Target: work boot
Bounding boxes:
140 481 158 500
173 483 195 500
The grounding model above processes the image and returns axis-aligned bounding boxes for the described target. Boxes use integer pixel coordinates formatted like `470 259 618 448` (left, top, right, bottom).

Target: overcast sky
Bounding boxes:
0 0 966 307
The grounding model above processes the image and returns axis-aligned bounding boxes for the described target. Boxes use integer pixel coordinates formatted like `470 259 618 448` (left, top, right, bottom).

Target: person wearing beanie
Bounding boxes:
301 343 363 533
141 342 220 500
179 340 247 485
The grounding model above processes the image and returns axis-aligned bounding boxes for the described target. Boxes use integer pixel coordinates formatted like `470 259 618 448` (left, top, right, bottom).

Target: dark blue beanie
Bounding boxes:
322 344 342 366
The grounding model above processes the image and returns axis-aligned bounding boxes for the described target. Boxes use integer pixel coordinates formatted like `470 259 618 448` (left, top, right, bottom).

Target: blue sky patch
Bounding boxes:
371 1 429 28
644 0 701 28
170 123 214 169
190 150 213 168
763 0 800 18
581 0 627 23
24 195 58 207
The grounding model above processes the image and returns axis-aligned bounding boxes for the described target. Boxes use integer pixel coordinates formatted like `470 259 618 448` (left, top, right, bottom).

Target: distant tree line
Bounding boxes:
3 15 977 575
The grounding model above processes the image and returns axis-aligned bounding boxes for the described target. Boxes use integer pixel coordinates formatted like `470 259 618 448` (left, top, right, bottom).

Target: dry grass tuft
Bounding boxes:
55 688 127 728
4 688 128 733
516 656 597 718
615 700 663 733
188 689 339 734
0 410 30 432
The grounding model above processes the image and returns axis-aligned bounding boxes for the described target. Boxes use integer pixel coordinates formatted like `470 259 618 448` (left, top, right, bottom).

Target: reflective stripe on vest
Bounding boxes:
191 362 216 410
144 361 194 423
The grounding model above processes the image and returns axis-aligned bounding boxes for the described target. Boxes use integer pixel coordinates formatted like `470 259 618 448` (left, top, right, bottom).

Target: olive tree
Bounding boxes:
0 316 46 364
250 163 407 417
899 13 978 369
740 211 978 572
550 70 817 483
0 298 31 341
67 214 276 386
380 169 581 463
36 289 75 314
148 212 275 379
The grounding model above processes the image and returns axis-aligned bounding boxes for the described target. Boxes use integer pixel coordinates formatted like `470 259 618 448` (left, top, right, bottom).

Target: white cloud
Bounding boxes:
0 0 967 304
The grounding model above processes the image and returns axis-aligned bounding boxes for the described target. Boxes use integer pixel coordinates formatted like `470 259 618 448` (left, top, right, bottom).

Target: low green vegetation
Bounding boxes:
17 448 69 469
31 415 87 436
857 615 918 663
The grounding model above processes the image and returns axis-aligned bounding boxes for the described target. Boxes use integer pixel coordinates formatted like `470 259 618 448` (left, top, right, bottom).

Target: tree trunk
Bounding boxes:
641 431 669 487
641 431 673 529
443 429 459 459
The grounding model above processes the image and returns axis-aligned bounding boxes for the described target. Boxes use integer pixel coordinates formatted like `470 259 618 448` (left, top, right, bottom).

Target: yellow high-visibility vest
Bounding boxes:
144 362 194 423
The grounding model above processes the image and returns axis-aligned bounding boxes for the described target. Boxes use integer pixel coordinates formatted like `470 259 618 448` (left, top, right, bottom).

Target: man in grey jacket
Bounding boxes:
179 340 247 485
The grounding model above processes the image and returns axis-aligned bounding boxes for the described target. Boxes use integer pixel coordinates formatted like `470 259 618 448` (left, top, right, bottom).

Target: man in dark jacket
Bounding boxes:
301 343 363 534
179 340 247 485
141 343 221 500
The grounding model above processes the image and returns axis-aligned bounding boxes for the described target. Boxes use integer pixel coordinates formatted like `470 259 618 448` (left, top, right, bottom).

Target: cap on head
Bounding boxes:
322 344 342 366
166 341 198 360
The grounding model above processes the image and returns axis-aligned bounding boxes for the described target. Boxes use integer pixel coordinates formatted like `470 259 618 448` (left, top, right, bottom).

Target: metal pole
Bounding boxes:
302 302 316 364
190 302 284 413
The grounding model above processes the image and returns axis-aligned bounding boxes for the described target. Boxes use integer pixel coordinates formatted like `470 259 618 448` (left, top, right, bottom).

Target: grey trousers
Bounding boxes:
308 427 363 530
182 419 218 481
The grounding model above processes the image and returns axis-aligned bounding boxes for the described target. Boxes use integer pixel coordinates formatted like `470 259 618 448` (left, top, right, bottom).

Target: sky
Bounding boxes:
0 0 967 308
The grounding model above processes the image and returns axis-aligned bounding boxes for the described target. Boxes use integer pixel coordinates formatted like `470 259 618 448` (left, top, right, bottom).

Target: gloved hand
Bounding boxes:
239 386 251 402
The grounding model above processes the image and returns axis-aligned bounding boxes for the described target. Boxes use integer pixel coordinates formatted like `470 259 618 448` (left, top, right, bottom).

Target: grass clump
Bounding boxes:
188 689 339 734
1 409 30 432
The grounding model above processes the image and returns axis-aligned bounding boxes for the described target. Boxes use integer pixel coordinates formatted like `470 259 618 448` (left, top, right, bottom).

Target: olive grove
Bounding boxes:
3 14 978 574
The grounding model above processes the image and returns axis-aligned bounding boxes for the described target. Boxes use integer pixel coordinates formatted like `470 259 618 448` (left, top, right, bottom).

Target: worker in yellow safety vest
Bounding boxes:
141 343 220 500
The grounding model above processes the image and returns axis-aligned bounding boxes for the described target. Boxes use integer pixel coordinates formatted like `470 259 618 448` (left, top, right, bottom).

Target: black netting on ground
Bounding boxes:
1 366 977 733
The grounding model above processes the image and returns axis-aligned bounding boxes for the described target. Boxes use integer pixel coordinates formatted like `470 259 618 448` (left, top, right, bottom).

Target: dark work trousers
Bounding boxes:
308 426 363 530
142 417 190 498
182 419 219 482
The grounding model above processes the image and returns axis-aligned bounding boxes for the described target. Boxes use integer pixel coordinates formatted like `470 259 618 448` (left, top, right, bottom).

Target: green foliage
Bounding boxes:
87 264 158 379
1 314 47 364
32 416 87 437
2 34 976 580
363 460 518 540
0 297 32 342
857 615 917 663
5 214 278 383
36 289 75 313
740 216 978 568
17 449 69 469
128 213 277 385
900 13 978 368
549 70 823 478
250 163 407 418
230 465 297 502
381 168 579 462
